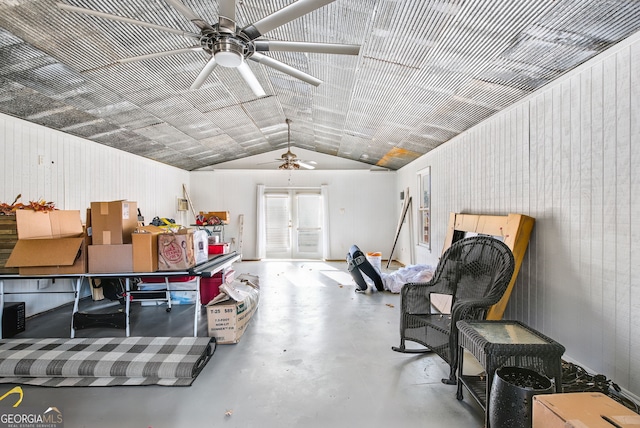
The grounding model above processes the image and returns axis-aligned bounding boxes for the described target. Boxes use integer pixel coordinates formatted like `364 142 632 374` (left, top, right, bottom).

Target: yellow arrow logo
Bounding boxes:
0 386 23 408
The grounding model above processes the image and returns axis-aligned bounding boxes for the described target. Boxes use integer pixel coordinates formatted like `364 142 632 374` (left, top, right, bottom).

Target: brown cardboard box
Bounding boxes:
206 274 259 344
158 228 195 271
533 392 640 428
5 210 87 275
90 201 138 245
132 225 164 272
0 216 19 274
88 244 133 273
200 211 230 224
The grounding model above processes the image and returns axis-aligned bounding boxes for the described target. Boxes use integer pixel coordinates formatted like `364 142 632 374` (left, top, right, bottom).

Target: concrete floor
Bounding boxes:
9 260 485 428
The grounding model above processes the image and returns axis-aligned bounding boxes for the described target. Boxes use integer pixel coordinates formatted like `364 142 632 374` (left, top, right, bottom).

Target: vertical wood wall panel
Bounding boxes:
0 114 190 316
630 40 640 394
590 60 606 371
396 31 640 397
615 47 631 383
601 52 618 377
578 68 592 361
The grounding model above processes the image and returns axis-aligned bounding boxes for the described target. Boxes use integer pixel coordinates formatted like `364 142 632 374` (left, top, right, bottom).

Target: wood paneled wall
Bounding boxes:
397 31 640 397
0 114 190 315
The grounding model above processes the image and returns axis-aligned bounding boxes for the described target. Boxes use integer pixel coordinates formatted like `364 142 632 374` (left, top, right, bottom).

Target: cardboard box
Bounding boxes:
533 392 640 428
206 274 259 344
0 216 19 274
5 210 87 275
132 225 164 272
200 211 230 224
158 228 195 271
90 201 138 245
88 244 133 273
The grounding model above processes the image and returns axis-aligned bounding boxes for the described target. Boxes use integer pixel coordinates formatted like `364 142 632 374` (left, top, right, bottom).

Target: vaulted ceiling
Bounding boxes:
1 0 639 171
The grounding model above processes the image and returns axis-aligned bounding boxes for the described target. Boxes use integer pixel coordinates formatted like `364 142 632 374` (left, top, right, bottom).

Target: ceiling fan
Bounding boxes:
57 0 361 97
277 119 316 170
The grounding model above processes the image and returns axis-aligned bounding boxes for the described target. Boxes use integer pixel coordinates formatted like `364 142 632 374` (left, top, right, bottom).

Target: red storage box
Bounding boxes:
208 243 229 254
200 272 223 305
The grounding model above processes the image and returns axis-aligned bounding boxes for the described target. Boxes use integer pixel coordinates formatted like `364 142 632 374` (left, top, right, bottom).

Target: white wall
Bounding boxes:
190 169 398 260
396 31 640 396
0 113 190 316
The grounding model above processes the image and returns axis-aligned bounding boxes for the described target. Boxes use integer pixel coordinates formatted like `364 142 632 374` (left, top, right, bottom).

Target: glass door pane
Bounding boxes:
265 193 291 258
293 193 322 259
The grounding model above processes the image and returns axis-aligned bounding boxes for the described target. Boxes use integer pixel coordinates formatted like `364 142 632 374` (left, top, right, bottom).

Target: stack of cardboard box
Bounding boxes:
88 201 137 273
7 201 212 275
131 225 164 272
6 210 87 274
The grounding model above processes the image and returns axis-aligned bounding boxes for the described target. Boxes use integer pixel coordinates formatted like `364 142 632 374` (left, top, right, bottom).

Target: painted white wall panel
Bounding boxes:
396 31 640 396
189 170 397 261
1 114 190 317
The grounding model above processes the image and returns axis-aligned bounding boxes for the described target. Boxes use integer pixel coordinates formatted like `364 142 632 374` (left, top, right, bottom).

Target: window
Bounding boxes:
418 167 431 249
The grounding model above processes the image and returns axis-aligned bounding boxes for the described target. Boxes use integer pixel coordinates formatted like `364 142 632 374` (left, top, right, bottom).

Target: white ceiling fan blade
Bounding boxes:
218 0 236 24
56 3 200 38
165 0 214 31
117 46 202 64
297 161 316 169
250 52 322 86
255 41 360 55
217 0 236 33
190 57 218 90
241 0 335 41
237 62 266 97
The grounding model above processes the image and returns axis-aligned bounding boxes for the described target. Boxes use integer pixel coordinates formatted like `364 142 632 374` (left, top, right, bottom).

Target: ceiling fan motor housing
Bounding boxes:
213 36 247 67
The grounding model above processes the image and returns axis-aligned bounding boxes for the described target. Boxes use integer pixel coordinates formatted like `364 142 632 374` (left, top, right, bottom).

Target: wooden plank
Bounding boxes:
236 214 244 260
386 189 411 268
435 212 535 319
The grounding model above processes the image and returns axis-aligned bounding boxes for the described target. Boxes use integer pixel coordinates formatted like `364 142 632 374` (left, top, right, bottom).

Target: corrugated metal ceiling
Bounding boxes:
0 0 639 170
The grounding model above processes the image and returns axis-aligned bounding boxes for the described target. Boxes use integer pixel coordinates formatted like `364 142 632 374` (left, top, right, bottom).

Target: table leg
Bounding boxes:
125 278 130 337
164 277 172 312
456 344 464 400
70 277 83 338
554 361 563 393
193 277 200 337
0 279 4 339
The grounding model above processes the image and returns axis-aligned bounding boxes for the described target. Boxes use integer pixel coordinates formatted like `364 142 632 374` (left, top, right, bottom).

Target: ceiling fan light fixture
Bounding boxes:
214 38 244 68
278 162 299 170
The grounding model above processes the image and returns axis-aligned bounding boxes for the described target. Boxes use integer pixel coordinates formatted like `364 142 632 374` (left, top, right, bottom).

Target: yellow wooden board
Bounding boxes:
433 212 534 320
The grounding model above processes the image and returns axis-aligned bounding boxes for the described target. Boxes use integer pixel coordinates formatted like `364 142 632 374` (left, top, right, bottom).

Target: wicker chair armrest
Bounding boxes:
451 297 499 321
400 282 431 313
401 280 453 314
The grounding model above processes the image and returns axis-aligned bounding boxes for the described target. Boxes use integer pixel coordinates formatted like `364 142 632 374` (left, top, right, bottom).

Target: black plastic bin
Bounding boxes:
489 366 554 428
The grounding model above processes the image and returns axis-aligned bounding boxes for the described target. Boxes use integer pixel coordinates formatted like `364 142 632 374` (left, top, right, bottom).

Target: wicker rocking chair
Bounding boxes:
392 235 515 384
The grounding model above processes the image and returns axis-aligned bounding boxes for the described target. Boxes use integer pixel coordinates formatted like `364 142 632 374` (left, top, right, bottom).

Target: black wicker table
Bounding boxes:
456 320 565 428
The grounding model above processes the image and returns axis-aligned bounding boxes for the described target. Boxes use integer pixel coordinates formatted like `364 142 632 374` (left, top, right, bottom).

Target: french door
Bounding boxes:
264 189 323 259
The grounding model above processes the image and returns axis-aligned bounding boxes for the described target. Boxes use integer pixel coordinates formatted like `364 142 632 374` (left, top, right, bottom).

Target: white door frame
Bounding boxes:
257 185 329 259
